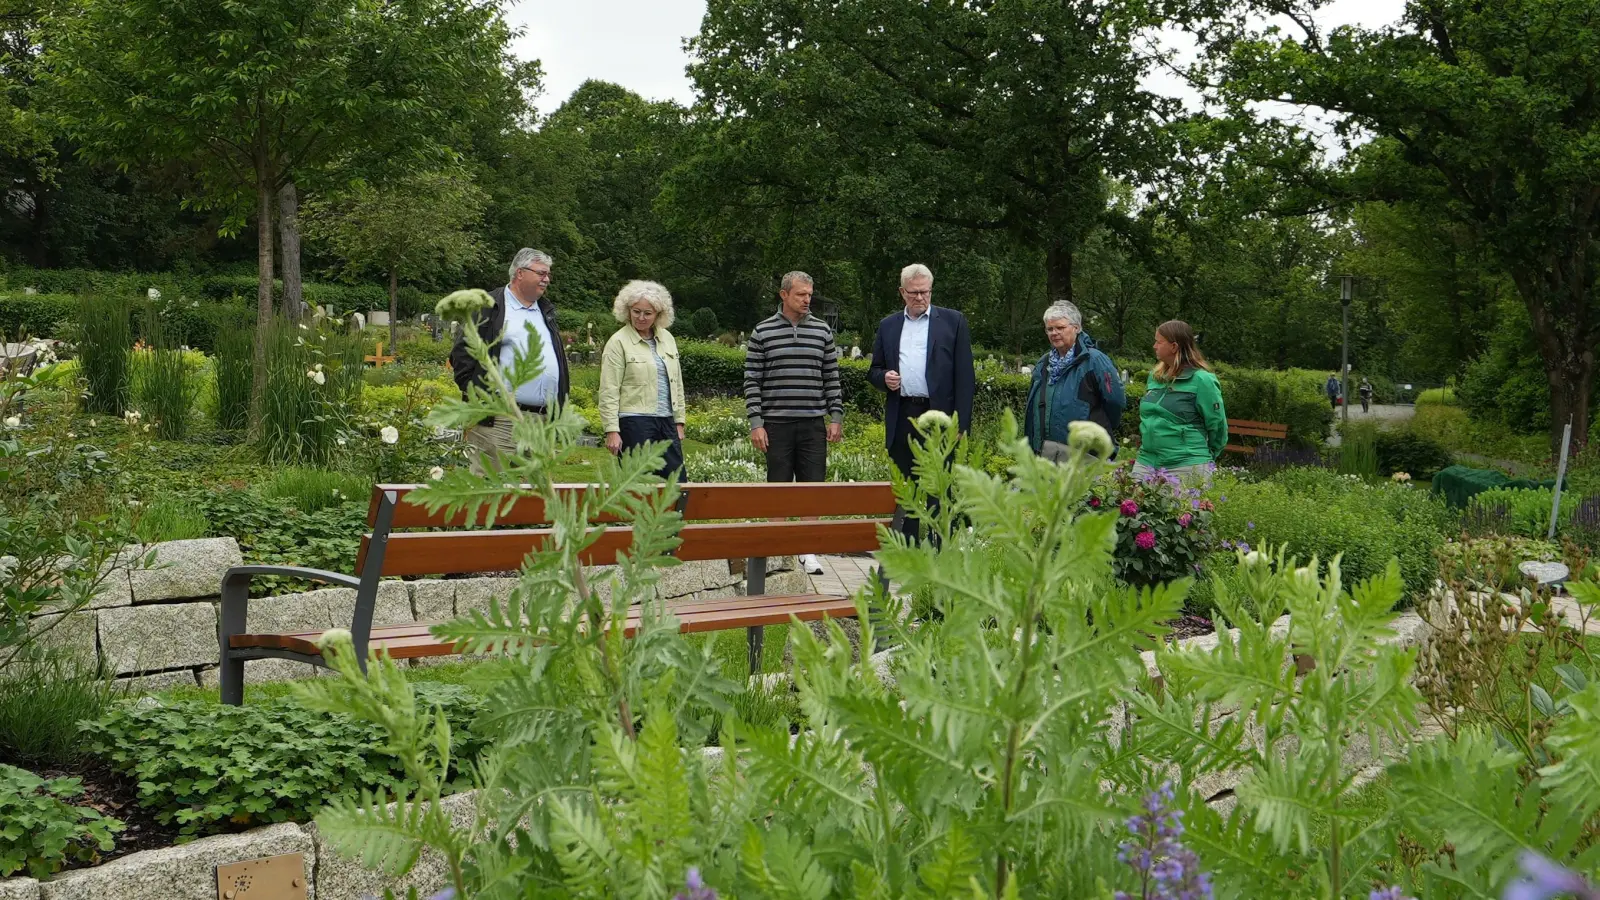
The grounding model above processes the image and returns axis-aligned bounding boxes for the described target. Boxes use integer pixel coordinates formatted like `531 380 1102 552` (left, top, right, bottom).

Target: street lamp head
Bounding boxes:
1339 275 1354 303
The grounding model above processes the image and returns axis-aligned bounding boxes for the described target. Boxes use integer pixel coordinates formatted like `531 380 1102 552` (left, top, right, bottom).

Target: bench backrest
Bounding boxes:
1226 419 1289 440
357 482 897 577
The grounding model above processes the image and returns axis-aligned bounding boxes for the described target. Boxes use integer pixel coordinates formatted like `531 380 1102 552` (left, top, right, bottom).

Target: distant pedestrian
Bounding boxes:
1135 320 1227 484
598 280 686 480
450 248 570 475
1325 373 1341 410
1359 377 1373 413
1023 301 1125 463
744 271 844 576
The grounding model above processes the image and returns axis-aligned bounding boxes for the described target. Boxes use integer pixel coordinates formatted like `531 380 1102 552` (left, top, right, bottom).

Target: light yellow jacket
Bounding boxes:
598 326 686 433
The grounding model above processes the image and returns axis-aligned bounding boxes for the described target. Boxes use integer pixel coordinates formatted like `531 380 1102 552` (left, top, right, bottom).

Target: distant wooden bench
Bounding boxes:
1224 419 1289 456
217 481 895 704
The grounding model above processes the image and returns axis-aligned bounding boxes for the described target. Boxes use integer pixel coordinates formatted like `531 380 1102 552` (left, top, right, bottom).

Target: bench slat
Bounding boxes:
365 519 887 577
372 482 897 529
231 594 856 657
1225 419 1289 436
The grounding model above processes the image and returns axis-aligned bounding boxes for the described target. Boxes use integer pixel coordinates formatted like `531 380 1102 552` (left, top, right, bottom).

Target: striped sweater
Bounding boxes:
744 310 844 428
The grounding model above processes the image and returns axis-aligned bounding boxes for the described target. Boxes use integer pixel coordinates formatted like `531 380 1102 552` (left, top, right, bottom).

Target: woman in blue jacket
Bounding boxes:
1024 301 1126 461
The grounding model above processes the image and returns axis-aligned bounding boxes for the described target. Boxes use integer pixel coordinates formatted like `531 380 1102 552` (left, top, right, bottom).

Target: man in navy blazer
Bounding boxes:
868 264 975 521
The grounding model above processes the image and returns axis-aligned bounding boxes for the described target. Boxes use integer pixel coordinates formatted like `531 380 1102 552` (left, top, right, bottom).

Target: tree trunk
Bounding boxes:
252 142 276 438
1045 242 1074 307
1520 272 1596 455
277 181 303 322
388 268 399 352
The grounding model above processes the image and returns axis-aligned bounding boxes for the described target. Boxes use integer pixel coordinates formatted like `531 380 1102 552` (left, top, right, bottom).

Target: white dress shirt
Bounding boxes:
498 284 562 408
897 307 931 398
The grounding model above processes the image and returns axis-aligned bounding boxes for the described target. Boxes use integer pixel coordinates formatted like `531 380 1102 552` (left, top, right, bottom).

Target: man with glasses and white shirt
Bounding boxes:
450 248 571 474
868 263 975 542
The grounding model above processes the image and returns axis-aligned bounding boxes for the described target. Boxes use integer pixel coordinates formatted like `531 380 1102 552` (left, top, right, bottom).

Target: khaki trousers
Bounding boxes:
464 418 520 476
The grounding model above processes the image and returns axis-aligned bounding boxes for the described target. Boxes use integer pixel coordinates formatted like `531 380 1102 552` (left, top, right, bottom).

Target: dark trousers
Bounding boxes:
618 416 684 481
889 397 945 546
765 417 827 482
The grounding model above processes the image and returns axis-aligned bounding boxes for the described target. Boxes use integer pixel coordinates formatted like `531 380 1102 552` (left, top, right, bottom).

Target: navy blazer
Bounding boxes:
868 306 976 450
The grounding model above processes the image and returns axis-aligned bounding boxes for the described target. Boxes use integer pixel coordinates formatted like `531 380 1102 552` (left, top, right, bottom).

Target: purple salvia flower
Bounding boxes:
1504 852 1600 900
1115 783 1212 900
674 867 718 900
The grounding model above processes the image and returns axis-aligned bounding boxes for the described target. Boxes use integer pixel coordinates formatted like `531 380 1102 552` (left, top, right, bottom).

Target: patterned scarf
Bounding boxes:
1047 343 1078 385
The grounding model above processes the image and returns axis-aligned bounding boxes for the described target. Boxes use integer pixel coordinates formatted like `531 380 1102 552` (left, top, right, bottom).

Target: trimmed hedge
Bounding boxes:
0 294 75 340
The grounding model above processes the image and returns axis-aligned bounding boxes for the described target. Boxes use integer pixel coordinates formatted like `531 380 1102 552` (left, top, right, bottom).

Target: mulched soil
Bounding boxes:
1162 614 1216 642
29 759 182 868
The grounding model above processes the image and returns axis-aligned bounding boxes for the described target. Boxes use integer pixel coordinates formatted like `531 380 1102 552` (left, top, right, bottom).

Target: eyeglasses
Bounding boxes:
902 290 931 298
519 267 552 282
629 308 656 318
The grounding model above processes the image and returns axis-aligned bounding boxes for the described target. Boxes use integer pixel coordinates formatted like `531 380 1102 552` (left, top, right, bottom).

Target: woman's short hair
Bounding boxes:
612 280 675 330
1042 301 1082 328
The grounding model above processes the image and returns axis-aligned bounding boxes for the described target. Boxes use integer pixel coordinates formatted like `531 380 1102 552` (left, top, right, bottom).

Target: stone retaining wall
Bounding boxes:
27 537 806 690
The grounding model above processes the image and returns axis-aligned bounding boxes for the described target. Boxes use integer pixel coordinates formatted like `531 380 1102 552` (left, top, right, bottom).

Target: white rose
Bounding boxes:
88 419 96 427
1243 550 1264 567
2 416 18 427
308 370 326 385
429 466 445 481
336 436 347 446
146 288 160 301
380 425 399 444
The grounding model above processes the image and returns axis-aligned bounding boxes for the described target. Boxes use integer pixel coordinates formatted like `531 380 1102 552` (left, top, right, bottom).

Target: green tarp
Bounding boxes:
1431 464 1560 508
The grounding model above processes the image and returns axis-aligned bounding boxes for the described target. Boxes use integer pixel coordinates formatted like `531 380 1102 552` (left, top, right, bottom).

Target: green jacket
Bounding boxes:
598 326 686 433
1136 367 1228 469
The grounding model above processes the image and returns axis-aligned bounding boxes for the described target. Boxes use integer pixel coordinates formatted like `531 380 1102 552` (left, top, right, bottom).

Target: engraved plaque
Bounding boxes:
215 852 308 900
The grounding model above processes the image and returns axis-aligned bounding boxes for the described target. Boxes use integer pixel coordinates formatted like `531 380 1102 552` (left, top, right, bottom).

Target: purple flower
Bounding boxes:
674 867 718 900
1190 499 1201 510
1246 521 1255 530
1114 783 1212 900
1369 887 1412 900
1504 852 1599 900
1178 513 1192 528
1221 540 1233 550
1236 542 1251 554
1121 499 1140 517
1136 530 1156 551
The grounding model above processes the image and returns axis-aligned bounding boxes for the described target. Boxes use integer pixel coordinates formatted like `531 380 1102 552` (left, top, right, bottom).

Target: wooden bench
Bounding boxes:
218 481 896 704
1223 418 1289 456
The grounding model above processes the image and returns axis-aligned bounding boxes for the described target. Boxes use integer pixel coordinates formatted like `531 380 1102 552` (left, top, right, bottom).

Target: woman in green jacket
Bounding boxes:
1135 320 1227 483
599 280 687 479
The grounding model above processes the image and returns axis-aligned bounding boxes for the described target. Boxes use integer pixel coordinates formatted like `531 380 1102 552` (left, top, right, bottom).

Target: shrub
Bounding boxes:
1093 464 1218 587
1469 486 1569 539
1212 467 1453 599
130 494 209 543
0 651 122 765
213 325 253 430
82 685 484 837
1416 386 1457 406
0 763 123 878
1211 364 1335 446
0 294 75 339
1436 536 1561 592
394 336 452 365
1374 427 1452 478
683 396 748 445
686 307 720 339
75 295 132 415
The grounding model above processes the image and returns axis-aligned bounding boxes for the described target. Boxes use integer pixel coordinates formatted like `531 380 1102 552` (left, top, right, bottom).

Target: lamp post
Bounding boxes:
1339 275 1353 424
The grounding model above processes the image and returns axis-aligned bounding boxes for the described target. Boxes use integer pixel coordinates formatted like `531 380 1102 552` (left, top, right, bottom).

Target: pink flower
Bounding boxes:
1089 497 1101 508
1120 500 1139 517
1135 530 1156 551
1178 513 1192 527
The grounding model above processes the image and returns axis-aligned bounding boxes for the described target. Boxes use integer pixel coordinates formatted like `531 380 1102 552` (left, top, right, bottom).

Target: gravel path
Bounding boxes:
1325 403 1416 446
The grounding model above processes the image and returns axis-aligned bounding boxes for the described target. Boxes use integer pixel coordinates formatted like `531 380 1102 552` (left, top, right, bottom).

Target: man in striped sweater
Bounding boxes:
744 271 844 576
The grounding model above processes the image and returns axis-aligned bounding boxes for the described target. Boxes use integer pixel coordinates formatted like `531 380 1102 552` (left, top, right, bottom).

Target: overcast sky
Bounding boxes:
506 0 1412 117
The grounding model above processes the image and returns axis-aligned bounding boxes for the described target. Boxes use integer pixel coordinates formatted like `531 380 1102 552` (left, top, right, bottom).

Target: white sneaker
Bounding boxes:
801 554 825 575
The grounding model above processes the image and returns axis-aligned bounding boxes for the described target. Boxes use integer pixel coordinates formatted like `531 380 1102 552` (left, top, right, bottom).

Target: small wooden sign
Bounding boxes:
215 852 308 900
365 341 397 367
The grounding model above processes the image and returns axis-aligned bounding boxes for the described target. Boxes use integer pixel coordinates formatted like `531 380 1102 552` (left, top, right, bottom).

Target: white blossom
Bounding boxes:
307 369 326 385
429 466 445 481
2 416 18 428
146 288 161 301
380 425 399 444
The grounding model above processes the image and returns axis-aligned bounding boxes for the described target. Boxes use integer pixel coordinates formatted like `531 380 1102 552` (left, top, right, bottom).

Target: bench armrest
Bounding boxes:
219 565 364 641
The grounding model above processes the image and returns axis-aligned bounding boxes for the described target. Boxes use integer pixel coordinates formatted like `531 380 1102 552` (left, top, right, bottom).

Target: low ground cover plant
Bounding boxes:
0 763 123 878
81 685 485 838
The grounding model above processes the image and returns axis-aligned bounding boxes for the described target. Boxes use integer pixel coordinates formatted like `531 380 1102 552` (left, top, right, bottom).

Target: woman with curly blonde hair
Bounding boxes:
598 280 686 479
